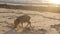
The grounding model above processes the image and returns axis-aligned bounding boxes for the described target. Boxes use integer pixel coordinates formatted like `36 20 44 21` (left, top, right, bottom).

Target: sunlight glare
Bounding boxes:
48 0 60 4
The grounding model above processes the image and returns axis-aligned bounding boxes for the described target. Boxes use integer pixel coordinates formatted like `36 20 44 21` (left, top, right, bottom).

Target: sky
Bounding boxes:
0 0 48 4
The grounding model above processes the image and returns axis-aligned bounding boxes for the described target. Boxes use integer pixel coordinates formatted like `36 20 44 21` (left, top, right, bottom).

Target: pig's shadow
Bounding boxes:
4 27 48 34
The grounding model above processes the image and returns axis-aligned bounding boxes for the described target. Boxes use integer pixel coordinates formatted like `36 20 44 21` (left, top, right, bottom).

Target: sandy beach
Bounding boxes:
0 8 60 34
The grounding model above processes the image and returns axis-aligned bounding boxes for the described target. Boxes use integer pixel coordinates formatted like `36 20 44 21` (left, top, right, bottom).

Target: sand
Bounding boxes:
0 8 60 34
